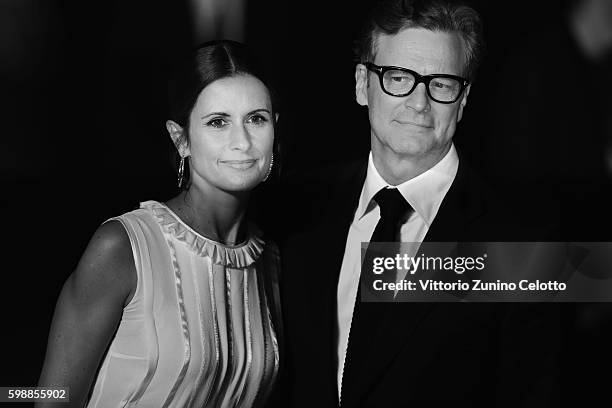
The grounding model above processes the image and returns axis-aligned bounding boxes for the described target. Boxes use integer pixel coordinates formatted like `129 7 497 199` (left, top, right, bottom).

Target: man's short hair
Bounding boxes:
355 0 484 82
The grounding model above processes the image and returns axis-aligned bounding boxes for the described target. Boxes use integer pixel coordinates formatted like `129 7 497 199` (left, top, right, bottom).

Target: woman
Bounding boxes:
38 40 281 408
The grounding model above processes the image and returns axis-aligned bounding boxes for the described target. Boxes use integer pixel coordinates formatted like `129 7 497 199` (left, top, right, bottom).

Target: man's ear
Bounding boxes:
166 120 190 157
355 63 369 106
456 84 471 122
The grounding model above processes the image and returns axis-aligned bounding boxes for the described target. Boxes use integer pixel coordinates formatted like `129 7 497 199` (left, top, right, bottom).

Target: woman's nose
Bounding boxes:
229 123 252 151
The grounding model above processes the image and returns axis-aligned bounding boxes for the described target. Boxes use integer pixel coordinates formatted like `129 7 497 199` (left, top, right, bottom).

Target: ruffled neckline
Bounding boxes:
141 200 265 268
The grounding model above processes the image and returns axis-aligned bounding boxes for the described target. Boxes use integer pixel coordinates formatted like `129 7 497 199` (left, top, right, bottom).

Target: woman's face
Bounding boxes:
182 74 275 193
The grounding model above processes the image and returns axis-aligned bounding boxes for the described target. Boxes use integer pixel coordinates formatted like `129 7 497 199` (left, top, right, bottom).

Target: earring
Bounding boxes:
177 156 185 188
263 153 274 182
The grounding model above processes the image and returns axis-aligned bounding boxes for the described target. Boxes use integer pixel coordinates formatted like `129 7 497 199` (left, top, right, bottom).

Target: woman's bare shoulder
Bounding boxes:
68 220 136 307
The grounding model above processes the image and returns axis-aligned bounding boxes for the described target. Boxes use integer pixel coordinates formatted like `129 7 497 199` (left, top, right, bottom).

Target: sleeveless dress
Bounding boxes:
86 200 281 408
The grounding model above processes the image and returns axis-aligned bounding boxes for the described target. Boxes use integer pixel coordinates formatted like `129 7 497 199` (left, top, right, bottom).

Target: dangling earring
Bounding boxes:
263 153 274 182
177 156 186 188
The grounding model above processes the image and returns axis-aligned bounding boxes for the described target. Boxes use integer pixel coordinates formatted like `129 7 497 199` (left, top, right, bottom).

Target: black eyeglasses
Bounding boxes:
363 62 469 104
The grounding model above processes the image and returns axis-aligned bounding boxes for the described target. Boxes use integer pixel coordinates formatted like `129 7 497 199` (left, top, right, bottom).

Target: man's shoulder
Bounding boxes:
275 158 367 236
445 156 560 241
283 158 366 189
283 158 367 208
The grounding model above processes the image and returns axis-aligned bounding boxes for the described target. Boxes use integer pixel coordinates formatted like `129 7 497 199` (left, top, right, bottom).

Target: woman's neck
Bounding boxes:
166 187 249 245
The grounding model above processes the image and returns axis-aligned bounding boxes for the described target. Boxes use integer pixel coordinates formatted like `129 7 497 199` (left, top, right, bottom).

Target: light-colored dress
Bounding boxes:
86 201 280 408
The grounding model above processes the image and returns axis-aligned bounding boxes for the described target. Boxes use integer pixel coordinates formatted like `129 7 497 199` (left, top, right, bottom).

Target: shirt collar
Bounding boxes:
355 144 459 226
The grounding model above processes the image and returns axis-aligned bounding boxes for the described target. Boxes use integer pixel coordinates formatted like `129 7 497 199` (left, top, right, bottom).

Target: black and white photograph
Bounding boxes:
2 0 612 406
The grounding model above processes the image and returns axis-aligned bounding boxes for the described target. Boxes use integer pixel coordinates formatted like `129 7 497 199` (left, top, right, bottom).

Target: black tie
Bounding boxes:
361 188 412 291
341 188 412 402
370 187 412 242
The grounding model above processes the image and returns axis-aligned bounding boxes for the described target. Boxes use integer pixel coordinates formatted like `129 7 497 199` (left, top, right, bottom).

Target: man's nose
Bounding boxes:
404 82 430 113
229 123 252 151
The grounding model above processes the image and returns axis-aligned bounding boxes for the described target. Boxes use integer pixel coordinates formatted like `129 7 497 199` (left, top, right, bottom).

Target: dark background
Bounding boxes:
2 0 612 404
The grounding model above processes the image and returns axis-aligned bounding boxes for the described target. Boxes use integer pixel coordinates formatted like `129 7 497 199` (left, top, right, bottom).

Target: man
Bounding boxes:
280 1 561 406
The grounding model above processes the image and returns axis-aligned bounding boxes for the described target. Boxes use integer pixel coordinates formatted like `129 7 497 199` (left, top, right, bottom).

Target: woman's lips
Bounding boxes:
219 159 257 170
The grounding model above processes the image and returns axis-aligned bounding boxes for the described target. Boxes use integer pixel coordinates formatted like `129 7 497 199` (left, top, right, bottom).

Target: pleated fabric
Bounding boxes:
87 201 280 408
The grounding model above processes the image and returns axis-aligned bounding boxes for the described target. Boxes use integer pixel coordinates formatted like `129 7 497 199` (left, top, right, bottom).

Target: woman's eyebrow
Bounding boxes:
201 112 230 120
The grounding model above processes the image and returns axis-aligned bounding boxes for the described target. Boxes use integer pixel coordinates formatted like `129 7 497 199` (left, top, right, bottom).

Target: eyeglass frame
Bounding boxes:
362 62 470 104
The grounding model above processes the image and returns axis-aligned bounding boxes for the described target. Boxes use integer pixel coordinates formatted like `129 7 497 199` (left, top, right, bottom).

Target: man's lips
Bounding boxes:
219 159 258 170
394 119 433 128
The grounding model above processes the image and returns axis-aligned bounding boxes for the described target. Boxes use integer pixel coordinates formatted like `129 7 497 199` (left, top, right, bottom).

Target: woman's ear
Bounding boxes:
166 120 190 157
274 113 280 124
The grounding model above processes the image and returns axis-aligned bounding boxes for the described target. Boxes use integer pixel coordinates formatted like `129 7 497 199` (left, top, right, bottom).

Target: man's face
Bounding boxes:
356 28 470 166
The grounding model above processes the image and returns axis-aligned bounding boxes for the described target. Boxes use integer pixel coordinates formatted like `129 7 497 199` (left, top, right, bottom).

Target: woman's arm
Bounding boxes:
37 220 136 408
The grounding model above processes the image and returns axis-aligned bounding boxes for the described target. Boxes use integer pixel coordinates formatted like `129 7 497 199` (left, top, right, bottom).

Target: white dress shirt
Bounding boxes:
336 145 459 396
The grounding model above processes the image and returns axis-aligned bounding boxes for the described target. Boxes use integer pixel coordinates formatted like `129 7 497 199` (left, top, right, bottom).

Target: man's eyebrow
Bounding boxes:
248 108 271 115
201 112 230 120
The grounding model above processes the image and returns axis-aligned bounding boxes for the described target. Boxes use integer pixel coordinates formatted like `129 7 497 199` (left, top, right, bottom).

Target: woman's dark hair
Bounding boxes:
167 40 280 188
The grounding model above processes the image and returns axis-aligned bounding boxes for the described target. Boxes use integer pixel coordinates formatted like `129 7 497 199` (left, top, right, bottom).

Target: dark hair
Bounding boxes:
167 40 279 189
355 0 484 81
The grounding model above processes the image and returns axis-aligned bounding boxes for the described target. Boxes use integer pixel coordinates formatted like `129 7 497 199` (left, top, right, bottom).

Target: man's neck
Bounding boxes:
371 144 451 186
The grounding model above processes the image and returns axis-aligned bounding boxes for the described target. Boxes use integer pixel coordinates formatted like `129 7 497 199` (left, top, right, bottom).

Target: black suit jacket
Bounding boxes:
278 157 562 408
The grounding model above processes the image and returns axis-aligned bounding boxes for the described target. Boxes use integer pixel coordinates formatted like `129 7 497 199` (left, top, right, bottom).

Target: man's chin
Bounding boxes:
372 133 445 160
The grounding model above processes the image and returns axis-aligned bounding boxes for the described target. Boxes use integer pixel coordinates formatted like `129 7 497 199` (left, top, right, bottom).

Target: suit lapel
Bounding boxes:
320 160 369 286
425 157 485 242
